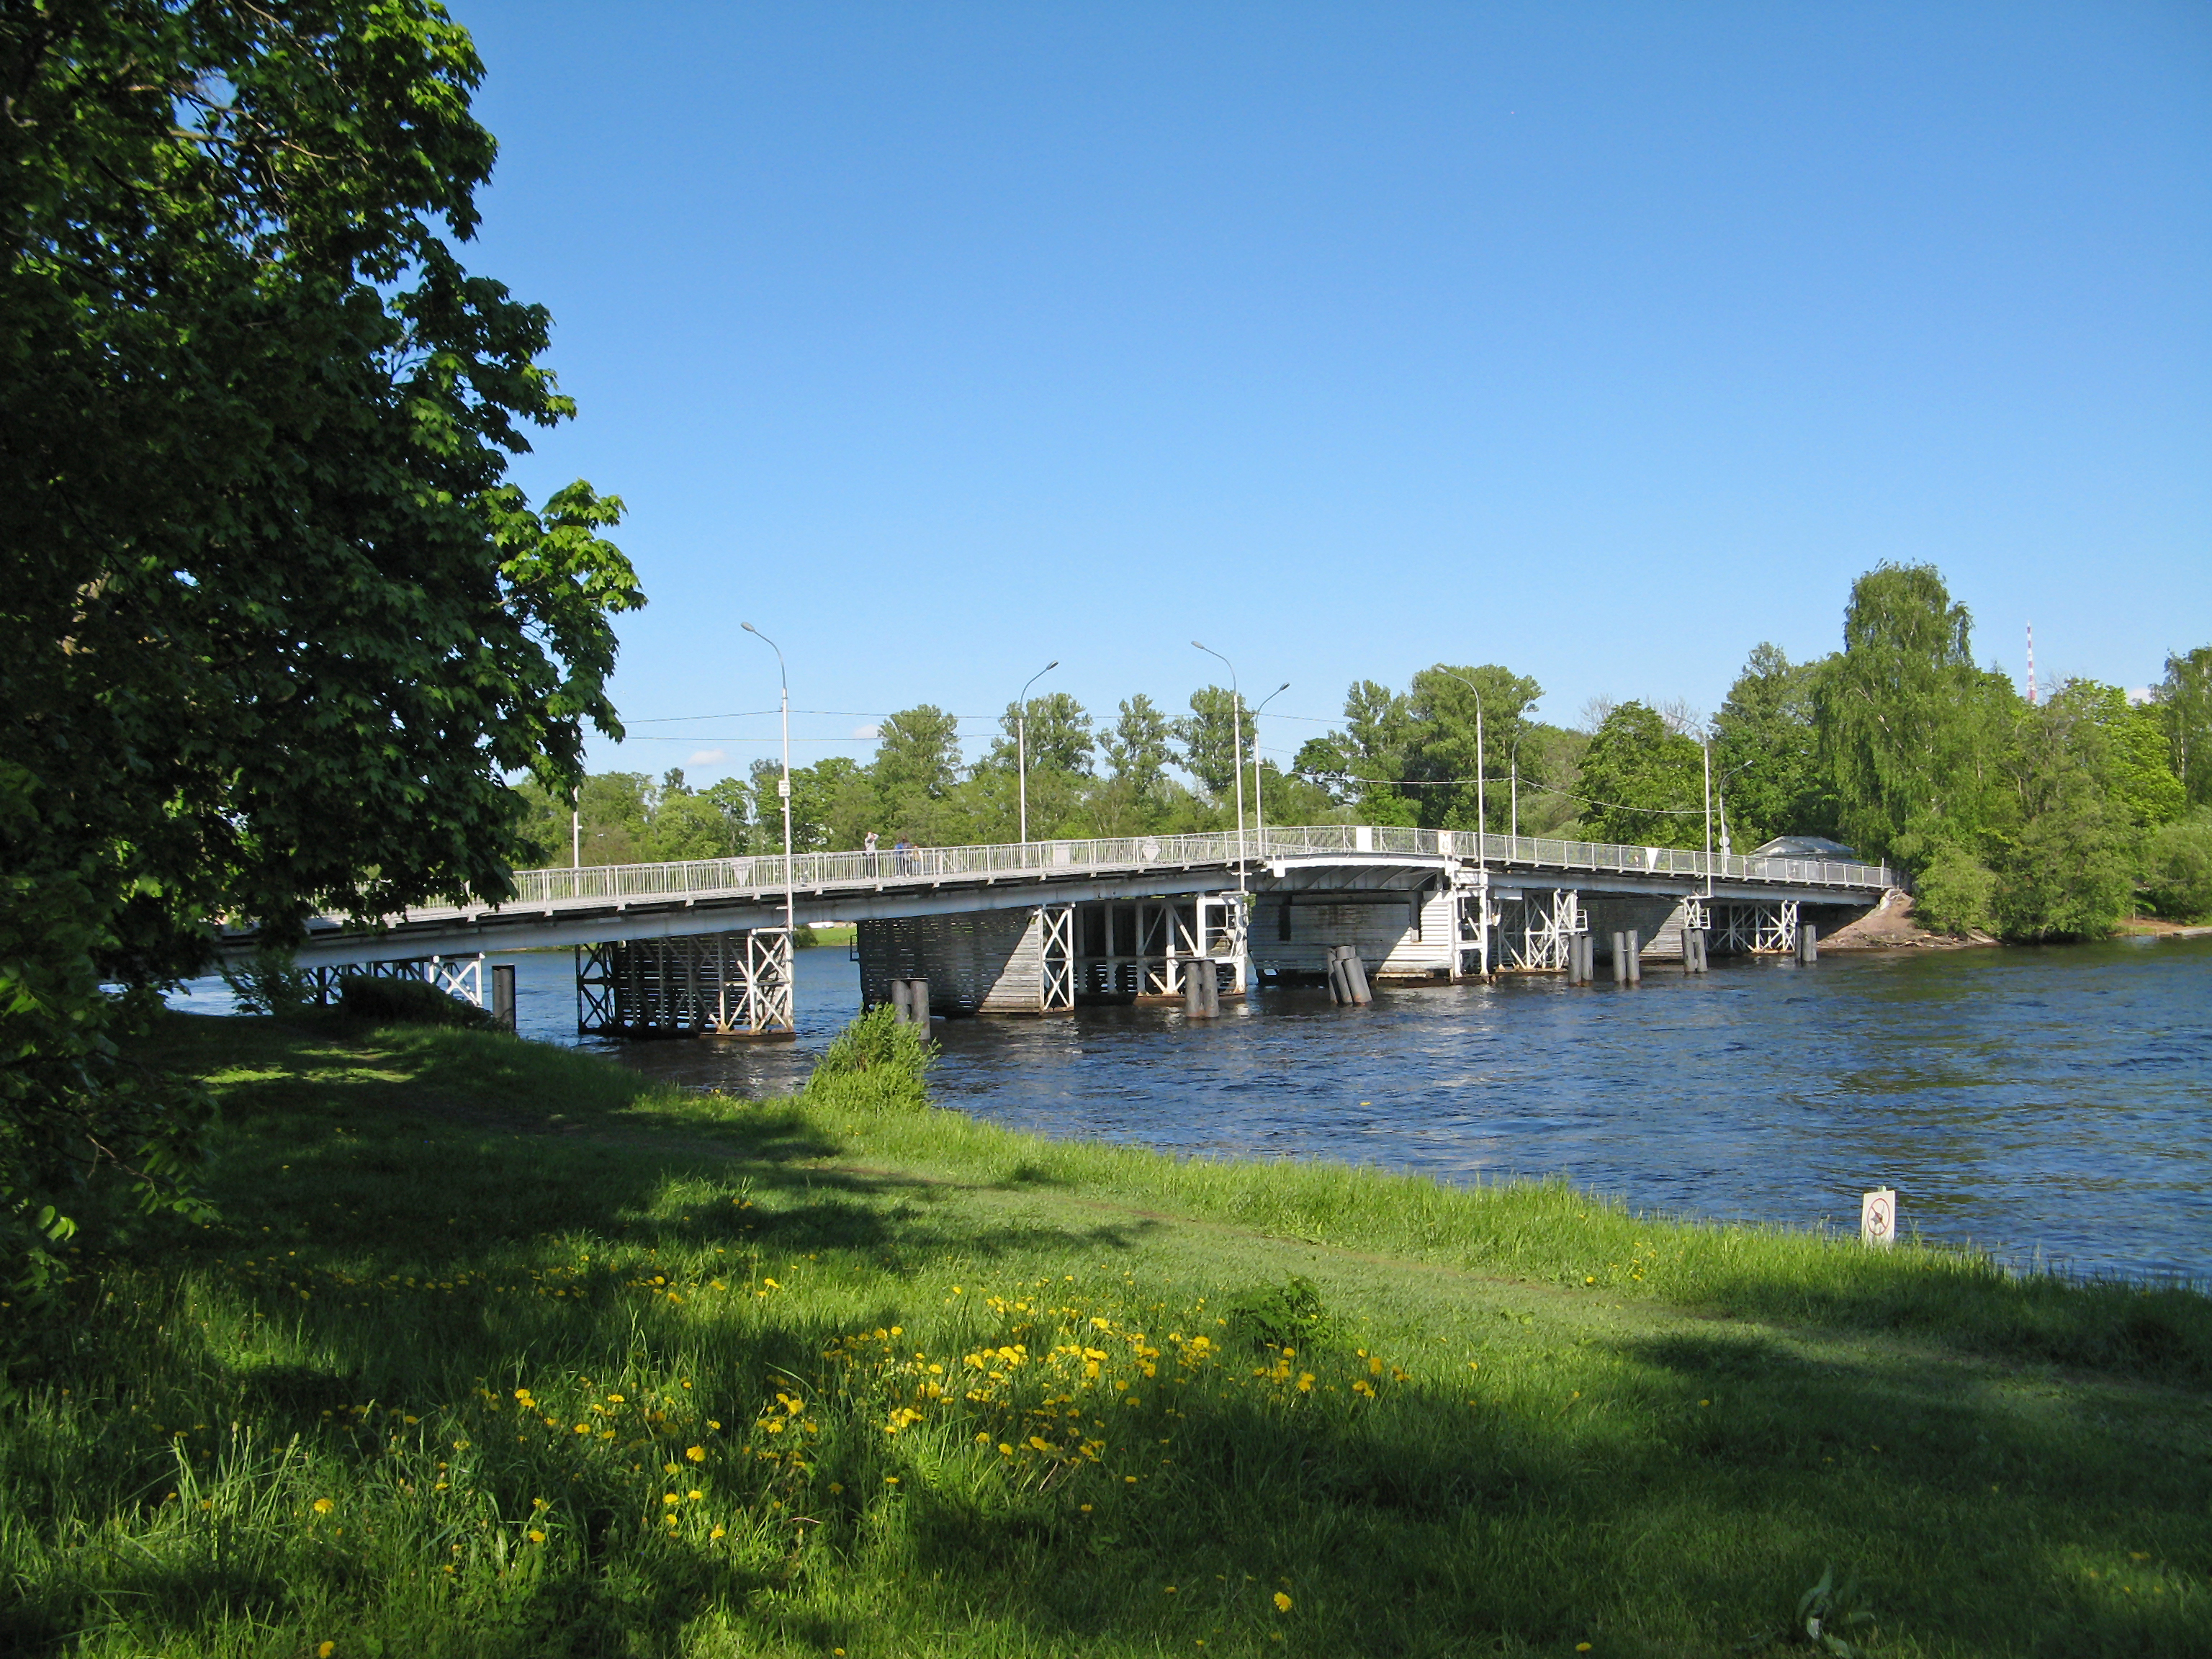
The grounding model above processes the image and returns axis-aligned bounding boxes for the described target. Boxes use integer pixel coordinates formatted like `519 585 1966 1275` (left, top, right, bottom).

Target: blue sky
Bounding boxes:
454 1 2210 781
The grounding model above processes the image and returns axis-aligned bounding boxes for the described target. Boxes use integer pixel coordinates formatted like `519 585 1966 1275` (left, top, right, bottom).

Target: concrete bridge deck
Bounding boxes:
253 824 1897 967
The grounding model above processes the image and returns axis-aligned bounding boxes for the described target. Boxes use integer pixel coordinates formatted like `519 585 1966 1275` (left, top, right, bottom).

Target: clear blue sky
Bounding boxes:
454 1 2210 782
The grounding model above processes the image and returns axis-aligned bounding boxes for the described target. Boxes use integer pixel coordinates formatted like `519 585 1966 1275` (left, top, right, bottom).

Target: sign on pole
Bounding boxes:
1861 1187 1897 1247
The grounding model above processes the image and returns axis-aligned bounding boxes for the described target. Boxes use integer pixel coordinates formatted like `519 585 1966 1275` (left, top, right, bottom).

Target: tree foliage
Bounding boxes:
2158 647 2212 809
1815 565 2010 863
1403 665 1542 832
2142 811 2212 922
1174 687 1256 799
1712 644 1831 849
534 569 2199 947
1 1 641 1287
1574 703 1707 848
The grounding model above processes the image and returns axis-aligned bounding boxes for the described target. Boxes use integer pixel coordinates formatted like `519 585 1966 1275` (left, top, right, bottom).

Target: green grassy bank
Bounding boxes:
3 1013 2207 1658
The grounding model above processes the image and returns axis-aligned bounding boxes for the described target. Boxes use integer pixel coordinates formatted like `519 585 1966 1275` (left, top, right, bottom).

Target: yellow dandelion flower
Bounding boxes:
1274 1592 1293 1612
685 1444 705 1462
710 1524 727 1539
662 1493 680 1506
311 1498 333 1515
688 1489 703 1501
527 1529 546 1543
318 1645 335 1658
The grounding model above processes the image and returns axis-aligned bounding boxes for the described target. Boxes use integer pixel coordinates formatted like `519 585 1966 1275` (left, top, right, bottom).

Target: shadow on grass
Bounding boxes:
9 1013 2198 1658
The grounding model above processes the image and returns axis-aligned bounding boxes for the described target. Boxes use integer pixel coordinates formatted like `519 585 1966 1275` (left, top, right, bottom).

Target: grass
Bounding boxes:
2 1010 2207 1658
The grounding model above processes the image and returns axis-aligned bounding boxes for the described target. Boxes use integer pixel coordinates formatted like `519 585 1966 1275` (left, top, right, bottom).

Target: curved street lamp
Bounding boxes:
1015 660 1058 847
739 622 796 944
1429 667 1488 869
1191 641 1247 893
1251 681 1291 858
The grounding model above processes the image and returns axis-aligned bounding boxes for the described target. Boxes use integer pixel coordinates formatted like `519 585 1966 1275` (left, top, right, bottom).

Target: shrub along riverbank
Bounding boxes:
4 1012 2206 1658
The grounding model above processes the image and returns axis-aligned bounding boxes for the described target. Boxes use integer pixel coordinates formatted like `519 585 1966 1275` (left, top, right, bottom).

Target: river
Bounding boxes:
171 935 2212 1283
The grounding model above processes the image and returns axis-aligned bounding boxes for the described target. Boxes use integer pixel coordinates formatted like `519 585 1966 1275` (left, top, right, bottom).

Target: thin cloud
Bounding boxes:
687 747 728 765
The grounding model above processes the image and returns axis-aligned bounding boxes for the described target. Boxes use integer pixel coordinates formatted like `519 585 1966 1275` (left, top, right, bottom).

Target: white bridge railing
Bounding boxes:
488 825 1897 910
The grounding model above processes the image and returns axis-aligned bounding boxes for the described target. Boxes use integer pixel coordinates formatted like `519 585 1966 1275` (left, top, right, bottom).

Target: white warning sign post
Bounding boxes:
1861 1187 1898 1247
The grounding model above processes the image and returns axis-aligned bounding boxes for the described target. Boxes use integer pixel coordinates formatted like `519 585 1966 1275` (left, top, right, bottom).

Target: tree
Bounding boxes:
1293 680 1417 823
1100 696 1173 804
1712 644 1833 849
1574 703 1706 848
1174 687 1255 800
1814 565 2013 863
1988 690 2135 940
1403 663 1542 832
987 692 1094 777
1 2 641 1287
871 706 963 838
643 771 743 862
2157 647 2212 808
2143 811 2212 921
2046 682 2185 832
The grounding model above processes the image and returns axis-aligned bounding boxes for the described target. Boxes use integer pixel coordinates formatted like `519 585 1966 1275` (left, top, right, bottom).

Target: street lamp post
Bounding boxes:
1702 738 1714 898
1431 669 1488 868
740 622 796 945
1192 642 1247 893
1509 732 1522 845
1251 682 1291 858
1016 660 1058 848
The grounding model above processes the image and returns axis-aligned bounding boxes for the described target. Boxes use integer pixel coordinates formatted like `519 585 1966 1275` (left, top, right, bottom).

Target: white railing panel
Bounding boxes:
468 824 1896 920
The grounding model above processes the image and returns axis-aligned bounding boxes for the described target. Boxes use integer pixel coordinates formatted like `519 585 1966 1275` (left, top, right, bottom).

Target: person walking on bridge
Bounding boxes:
863 830 878 876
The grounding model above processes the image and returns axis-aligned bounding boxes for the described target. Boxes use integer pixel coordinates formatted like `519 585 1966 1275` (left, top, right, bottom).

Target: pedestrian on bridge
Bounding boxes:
864 830 878 875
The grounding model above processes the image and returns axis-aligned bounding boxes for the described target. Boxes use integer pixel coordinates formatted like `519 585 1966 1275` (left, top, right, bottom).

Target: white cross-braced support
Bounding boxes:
1038 905 1076 1012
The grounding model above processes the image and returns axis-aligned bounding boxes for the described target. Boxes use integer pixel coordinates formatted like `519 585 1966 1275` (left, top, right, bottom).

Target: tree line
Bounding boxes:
529 564 2212 940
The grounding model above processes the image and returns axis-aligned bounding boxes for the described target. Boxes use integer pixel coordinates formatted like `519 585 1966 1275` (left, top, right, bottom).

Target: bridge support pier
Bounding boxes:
310 954 485 1008
1490 888 1586 974
858 904 1079 1015
860 895 1250 1015
1712 899 1802 957
575 930 793 1038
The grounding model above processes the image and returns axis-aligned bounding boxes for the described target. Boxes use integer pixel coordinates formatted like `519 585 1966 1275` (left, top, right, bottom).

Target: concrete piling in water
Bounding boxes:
1184 961 1220 1018
1325 944 1371 1006
492 963 517 1031
1343 947 1372 1005
1626 929 1642 984
1797 923 1819 964
1611 932 1627 984
890 976 931 1025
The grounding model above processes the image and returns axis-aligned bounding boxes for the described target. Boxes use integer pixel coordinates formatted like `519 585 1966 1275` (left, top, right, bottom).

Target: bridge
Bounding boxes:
236 826 1900 1038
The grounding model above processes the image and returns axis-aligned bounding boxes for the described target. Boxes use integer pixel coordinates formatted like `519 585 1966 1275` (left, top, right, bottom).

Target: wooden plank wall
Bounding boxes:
1249 885 1459 980
857 909 1046 1014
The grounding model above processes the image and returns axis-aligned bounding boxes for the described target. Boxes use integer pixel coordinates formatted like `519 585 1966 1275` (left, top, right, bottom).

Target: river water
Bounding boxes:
174 936 2212 1283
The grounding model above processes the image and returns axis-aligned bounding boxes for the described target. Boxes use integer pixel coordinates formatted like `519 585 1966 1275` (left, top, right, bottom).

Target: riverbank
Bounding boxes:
4 1012 2206 1657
